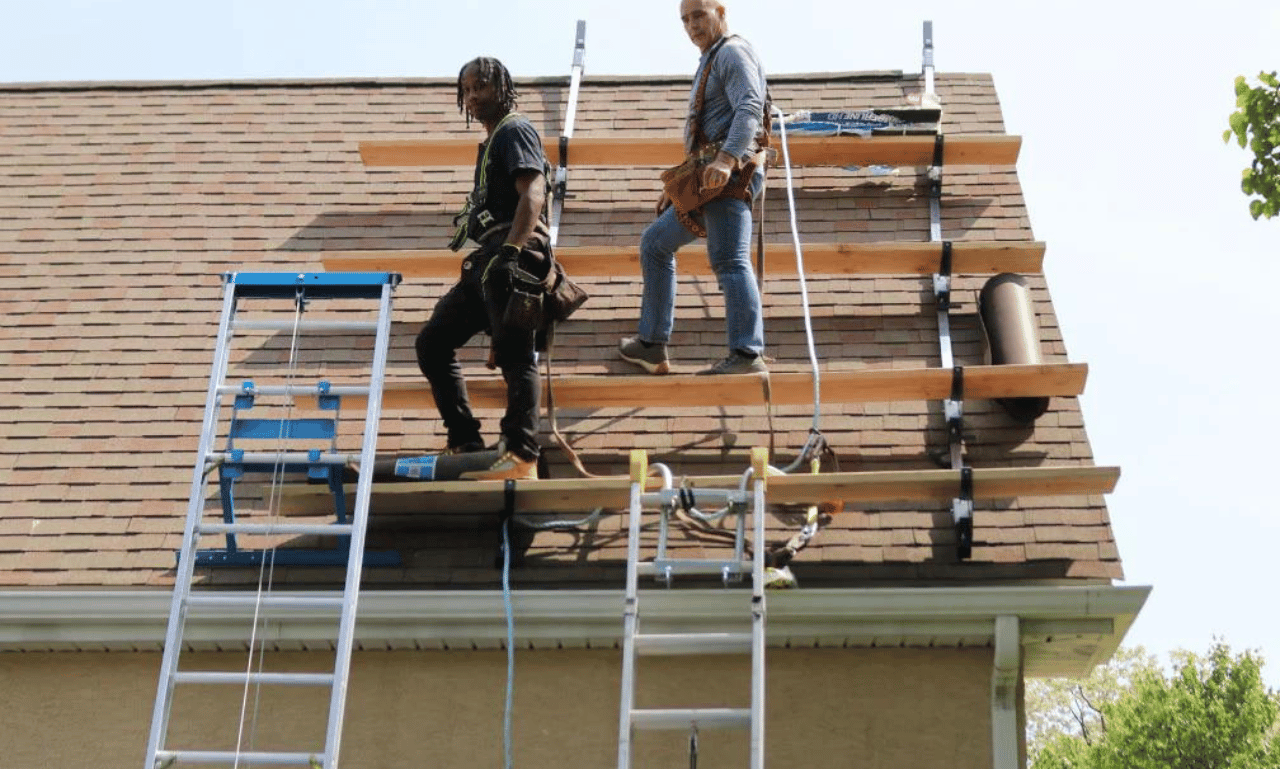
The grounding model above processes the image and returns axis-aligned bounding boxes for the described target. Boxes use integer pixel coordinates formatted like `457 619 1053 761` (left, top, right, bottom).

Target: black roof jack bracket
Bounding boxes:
494 478 519 570
953 466 974 561
933 240 954 312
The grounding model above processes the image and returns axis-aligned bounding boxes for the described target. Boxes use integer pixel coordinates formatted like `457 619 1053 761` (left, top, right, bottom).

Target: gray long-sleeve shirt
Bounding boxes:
685 35 768 161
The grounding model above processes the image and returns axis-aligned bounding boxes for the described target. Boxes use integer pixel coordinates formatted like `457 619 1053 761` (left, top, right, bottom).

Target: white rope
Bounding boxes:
770 107 827 474
234 292 306 767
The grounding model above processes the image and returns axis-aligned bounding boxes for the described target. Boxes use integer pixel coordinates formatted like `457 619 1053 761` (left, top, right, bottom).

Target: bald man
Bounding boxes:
619 0 769 376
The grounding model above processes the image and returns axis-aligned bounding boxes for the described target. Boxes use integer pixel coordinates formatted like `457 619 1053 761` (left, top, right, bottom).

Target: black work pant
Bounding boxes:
415 246 543 461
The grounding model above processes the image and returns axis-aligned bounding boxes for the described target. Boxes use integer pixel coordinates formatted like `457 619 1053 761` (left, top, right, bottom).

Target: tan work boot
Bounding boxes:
459 450 538 481
439 440 486 457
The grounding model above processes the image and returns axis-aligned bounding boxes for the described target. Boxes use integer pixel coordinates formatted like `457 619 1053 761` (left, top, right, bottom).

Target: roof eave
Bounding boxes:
0 585 1148 677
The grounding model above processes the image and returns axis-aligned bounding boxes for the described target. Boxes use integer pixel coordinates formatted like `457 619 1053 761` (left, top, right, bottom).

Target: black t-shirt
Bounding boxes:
467 115 548 241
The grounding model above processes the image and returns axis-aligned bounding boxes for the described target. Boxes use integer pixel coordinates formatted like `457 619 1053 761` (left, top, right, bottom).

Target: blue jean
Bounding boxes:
637 184 764 356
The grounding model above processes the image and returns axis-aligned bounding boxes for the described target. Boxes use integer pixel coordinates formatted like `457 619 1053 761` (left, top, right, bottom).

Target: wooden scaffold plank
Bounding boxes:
322 241 1046 279
318 363 1088 411
359 134 1021 169
277 465 1120 516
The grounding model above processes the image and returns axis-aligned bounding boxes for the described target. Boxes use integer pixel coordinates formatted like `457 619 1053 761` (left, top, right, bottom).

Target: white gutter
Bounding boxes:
0 585 1148 677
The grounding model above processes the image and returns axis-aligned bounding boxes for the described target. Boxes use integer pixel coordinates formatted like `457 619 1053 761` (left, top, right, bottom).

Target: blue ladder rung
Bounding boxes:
228 272 400 300
190 548 402 568
230 418 336 441
220 462 343 478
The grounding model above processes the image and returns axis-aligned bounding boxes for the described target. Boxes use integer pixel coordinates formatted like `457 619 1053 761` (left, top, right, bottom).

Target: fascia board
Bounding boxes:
0 585 1149 676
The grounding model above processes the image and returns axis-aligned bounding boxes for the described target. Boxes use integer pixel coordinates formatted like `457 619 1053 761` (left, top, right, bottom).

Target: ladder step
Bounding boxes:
230 319 380 333
197 522 354 537
229 270 398 299
154 750 320 765
635 632 753 655
186 594 345 611
217 383 372 398
630 708 752 731
637 559 752 578
173 671 334 686
209 451 355 466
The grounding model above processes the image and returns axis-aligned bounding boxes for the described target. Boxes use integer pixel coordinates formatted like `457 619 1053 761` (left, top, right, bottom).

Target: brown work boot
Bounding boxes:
439 440 486 457
459 450 538 481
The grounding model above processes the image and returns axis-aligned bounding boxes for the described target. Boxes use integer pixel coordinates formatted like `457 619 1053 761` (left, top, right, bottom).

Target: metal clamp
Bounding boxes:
945 365 964 445
932 240 953 311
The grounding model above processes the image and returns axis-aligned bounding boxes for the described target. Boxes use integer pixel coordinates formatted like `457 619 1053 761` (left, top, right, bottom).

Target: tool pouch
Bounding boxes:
660 144 756 237
501 267 545 333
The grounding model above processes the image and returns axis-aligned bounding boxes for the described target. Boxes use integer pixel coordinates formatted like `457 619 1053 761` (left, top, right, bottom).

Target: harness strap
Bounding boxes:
450 112 527 251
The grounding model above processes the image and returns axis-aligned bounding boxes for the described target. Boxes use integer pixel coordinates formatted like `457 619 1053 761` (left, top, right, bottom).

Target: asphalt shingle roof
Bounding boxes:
0 71 1123 588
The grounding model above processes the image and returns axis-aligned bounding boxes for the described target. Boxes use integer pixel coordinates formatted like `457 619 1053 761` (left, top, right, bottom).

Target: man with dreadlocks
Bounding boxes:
414 56 555 481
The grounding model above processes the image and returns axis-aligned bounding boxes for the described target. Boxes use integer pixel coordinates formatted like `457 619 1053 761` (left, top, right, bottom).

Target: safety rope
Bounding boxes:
523 103 844 590
528 108 840 573
234 289 307 767
771 106 824 448
543 349 614 479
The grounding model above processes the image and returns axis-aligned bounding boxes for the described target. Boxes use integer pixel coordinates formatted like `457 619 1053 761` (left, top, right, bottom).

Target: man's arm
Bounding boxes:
716 42 766 161
700 41 766 192
506 170 546 249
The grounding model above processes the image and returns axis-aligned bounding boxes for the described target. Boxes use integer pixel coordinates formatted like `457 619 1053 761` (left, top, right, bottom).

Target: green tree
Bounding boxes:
1027 646 1156 757
1030 642 1280 769
1224 71 1280 220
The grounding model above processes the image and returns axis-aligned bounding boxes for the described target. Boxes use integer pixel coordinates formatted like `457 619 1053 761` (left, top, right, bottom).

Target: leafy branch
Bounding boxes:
1224 71 1280 220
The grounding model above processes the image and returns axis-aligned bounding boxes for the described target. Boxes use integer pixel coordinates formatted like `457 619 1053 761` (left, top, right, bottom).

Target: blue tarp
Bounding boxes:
773 109 937 137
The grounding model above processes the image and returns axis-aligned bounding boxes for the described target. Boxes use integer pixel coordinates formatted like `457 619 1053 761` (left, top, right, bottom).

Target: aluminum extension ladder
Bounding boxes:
617 448 768 769
144 271 400 768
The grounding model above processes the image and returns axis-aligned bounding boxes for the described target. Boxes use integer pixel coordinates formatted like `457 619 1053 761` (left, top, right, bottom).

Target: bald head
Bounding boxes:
679 0 727 53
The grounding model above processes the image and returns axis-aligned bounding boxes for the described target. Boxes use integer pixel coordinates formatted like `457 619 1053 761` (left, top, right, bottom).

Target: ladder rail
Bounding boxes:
144 278 240 767
749 453 767 769
548 19 587 247
617 450 646 769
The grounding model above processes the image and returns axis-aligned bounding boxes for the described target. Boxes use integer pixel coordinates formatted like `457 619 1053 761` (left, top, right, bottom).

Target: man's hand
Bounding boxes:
656 190 672 214
699 150 737 193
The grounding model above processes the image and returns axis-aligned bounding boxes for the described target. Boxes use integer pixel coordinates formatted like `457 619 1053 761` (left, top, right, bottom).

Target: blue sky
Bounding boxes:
3 0 1278 687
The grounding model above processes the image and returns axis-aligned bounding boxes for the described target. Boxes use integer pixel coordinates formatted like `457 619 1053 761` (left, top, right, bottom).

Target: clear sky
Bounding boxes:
3 0 1277 687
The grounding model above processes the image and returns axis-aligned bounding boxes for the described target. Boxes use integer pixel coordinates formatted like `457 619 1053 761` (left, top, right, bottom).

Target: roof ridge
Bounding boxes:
0 69 950 94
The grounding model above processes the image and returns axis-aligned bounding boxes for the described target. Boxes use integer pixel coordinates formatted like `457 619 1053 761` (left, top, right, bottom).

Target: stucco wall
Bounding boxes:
0 646 1010 768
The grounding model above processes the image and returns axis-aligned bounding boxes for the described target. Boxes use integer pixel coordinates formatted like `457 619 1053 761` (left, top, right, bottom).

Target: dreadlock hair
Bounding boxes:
457 57 519 128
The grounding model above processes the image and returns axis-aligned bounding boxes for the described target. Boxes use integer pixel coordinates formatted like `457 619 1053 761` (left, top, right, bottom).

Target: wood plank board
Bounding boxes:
277 465 1120 516
359 134 1021 168
322 241 1046 279
319 364 1087 411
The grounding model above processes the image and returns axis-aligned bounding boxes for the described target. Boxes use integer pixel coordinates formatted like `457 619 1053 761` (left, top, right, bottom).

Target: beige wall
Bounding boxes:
0 646 1009 768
